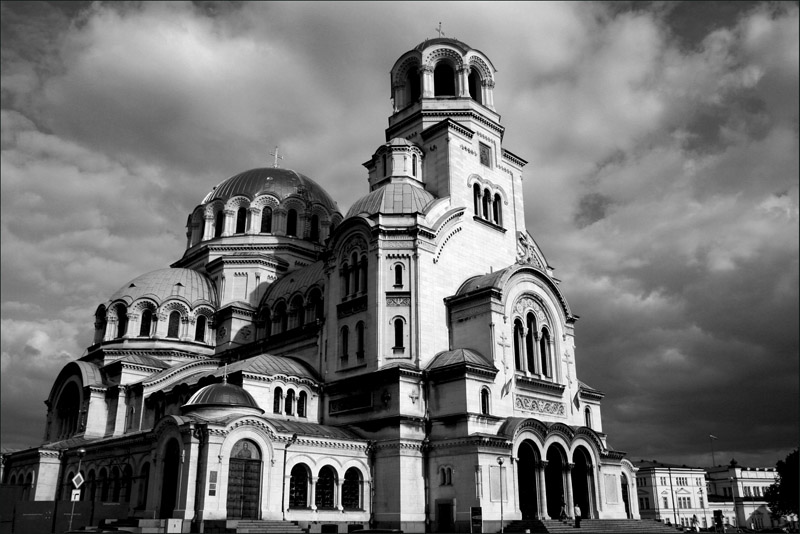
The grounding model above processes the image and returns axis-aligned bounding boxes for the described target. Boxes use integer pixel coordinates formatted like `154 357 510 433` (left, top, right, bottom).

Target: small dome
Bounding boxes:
107 268 217 308
183 382 263 413
346 182 435 218
202 167 339 214
414 36 472 53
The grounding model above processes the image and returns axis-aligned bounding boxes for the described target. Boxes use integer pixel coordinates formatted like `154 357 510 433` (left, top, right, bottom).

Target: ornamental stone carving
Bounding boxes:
514 296 547 324
516 231 543 268
514 394 565 416
386 297 411 307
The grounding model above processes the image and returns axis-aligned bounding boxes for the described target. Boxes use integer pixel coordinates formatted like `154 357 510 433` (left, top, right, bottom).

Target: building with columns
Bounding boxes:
2 37 639 533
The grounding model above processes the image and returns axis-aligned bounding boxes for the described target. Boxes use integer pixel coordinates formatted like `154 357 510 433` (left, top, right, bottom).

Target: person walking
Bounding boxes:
574 504 582 528
559 496 567 521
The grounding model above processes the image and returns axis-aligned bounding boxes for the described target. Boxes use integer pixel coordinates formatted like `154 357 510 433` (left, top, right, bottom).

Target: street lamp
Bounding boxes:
68 448 87 532
497 457 505 534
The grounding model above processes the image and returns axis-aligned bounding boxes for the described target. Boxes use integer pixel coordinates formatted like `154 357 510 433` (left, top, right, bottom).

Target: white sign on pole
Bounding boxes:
71 489 81 502
72 473 84 489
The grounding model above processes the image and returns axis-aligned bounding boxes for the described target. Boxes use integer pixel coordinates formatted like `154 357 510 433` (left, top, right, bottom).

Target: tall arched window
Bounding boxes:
513 319 524 371
235 207 247 234
480 387 490 415
297 391 307 418
289 295 304 330
315 466 337 509
115 305 128 338
289 464 309 508
493 194 502 226
585 406 593 429
412 154 418 177
359 255 368 293
407 66 421 104
285 389 295 415
340 326 349 360
525 313 536 373
286 209 298 237
261 207 272 233
194 315 206 342
342 467 362 510
469 70 482 103
351 253 360 293
167 311 181 339
393 318 404 349
356 321 365 359
540 327 551 377
434 63 456 96
310 214 320 241
139 309 152 337
214 210 224 238
342 263 351 297
394 264 403 287
273 387 283 414
483 188 491 219
473 184 481 215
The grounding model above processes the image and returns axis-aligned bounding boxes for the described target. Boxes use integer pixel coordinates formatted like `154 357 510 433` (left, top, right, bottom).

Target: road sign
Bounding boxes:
71 489 81 501
72 473 84 489
470 506 482 533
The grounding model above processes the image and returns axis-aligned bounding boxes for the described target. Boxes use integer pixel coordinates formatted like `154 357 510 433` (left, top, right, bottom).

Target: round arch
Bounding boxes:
544 441 569 519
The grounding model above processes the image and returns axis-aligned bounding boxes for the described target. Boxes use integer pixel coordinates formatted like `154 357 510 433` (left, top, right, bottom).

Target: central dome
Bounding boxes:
202 167 339 213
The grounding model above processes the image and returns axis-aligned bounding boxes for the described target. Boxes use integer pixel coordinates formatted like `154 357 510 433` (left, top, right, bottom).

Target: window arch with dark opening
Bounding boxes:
407 66 421 104
139 309 152 337
412 154 418 177
393 318 404 349
261 207 272 233
340 326 349 360
482 188 491 219
356 321 365 359
525 312 536 373
273 387 283 414
115 304 128 338
473 183 481 215
298 391 307 418
214 210 224 238
540 327 551 377
195 315 206 342
394 264 403 287
289 464 309 508
469 70 482 103
55 381 80 439
285 389 295 415
235 207 247 234
513 319 524 371
351 253 360 293
286 209 298 237
167 311 181 339
585 406 593 429
342 467 362 510
359 255 368 293
310 214 320 241
493 194 502 226
315 466 337 509
434 63 456 96
480 387 490 415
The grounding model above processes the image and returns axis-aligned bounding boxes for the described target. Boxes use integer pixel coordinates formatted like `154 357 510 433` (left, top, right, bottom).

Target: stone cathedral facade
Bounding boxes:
2 37 639 533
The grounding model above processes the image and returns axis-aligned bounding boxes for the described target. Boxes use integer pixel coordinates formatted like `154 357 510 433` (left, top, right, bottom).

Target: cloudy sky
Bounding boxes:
1 1 797 468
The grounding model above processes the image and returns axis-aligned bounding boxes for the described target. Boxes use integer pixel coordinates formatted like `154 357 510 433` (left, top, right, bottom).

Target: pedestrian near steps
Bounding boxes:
574 504 582 528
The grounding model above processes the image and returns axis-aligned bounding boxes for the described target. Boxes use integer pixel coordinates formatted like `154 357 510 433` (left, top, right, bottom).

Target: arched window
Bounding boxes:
394 264 403 287
115 304 128 338
407 66 421 104
289 464 309 508
351 253 360 293
289 295 304 330
340 326 349 360
23 473 33 501
342 263 351 297
167 311 181 338
359 255 368 293
286 208 298 237
298 391 307 418
393 318 404 349
56 381 80 439
94 305 107 344
585 406 593 429
285 389 295 415
315 466 337 509
412 154 418 177
482 188 491 219
469 70 482 103
214 210 224 238
261 206 272 233
194 315 206 342
235 207 247 234
356 321 365 359
513 319 524 371
342 467 362 510
540 327 551 377
99 468 109 501
273 387 283 414
307 288 323 323
525 313 536 373
473 183 481 215
121 465 133 503
139 309 152 337
480 387 490 415
493 194 502 226
310 214 320 241
434 63 456 96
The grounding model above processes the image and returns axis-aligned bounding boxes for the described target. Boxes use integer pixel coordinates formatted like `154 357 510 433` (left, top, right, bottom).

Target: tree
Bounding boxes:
765 449 798 520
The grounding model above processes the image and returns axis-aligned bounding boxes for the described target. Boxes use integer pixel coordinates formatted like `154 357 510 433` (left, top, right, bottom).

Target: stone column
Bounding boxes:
532 332 542 375
336 478 344 511
565 463 575 518
538 461 550 520
309 476 318 511
222 209 235 237
421 65 434 98
484 79 496 110
458 67 470 97
247 207 260 235
113 386 127 436
202 213 215 241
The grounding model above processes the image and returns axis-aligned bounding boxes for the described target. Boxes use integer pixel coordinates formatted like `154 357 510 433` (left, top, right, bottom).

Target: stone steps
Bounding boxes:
235 519 308 533
503 518 682 533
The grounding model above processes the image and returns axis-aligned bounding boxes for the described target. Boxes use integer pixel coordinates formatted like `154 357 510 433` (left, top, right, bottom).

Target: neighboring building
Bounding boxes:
1 37 639 533
706 459 787 531
634 461 709 531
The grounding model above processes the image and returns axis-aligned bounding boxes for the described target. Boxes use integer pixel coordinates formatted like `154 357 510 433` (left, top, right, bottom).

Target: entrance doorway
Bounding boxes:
517 440 540 519
226 440 262 519
159 439 181 518
436 501 454 532
545 445 567 519
571 446 594 519
621 473 631 519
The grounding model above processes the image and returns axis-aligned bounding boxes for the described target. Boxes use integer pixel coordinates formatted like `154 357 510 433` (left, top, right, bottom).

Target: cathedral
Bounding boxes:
2 37 639 533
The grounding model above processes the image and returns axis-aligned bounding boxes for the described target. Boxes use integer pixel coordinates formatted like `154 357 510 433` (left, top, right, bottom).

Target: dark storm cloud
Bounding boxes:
1 2 797 470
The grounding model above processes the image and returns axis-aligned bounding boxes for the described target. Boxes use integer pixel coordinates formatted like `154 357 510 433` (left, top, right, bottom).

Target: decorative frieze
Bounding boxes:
514 394 566 416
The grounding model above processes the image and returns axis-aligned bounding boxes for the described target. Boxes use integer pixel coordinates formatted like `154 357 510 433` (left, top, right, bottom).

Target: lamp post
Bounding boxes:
281 433 298 520
497 457 505 534
68 448 87 532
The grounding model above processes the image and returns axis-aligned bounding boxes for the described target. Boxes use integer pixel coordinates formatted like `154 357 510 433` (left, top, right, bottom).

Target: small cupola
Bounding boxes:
363 137 424 190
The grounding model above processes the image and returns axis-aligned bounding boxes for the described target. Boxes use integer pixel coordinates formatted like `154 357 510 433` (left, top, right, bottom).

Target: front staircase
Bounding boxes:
503 518 682 533
235 519 308 533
